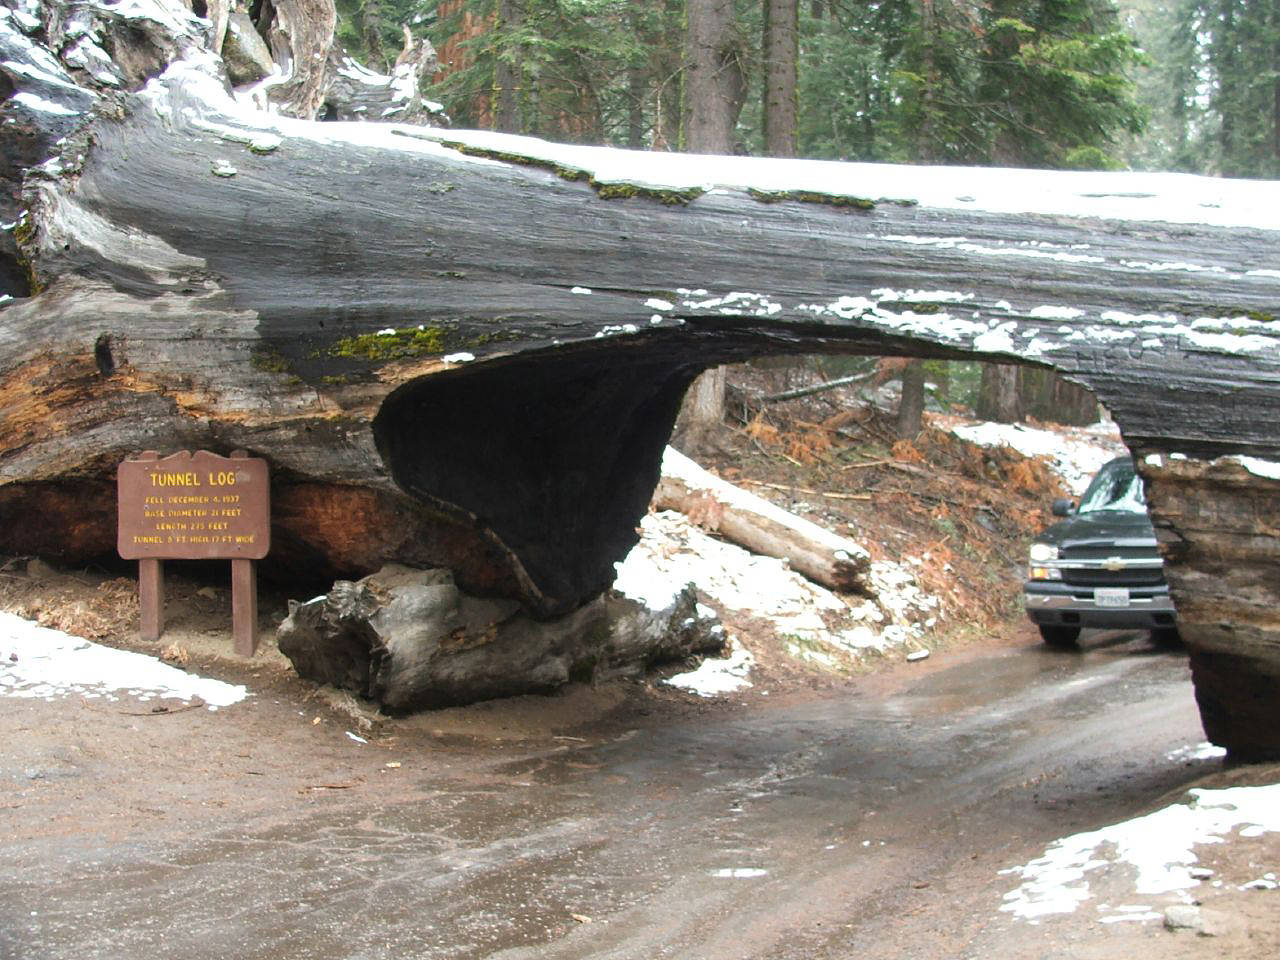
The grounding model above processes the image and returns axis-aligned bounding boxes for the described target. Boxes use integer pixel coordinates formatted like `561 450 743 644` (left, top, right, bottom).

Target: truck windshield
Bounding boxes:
1077 460 1146 513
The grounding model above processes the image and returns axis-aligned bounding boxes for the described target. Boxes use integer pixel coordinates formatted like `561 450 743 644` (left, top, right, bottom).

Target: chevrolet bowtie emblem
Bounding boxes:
1102 557 1125 571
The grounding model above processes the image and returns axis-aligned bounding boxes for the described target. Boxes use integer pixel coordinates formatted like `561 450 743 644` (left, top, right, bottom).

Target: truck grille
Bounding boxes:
1061 567 1165 588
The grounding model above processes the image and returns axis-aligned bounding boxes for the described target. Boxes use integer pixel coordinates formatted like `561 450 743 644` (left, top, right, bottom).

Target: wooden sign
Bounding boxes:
117 451 269 656
118 450 269 560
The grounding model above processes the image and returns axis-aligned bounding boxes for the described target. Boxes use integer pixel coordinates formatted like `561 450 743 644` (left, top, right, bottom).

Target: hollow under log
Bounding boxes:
2 1 1280 754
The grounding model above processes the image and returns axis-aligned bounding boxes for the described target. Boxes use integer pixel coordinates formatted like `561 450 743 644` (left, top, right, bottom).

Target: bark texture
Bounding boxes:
277 564 725 712
761 0 798 158
4 1 1280 750
1143 456 1280 761
684 0 744 153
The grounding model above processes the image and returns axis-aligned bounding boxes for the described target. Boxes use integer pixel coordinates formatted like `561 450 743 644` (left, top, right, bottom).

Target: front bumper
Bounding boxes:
1024 584 1178 630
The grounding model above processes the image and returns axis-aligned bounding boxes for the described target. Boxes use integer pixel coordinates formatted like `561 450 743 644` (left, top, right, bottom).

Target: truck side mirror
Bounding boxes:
1052 498 1076 517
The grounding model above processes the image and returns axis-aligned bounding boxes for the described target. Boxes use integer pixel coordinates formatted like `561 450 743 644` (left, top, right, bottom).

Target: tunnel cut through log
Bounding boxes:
3 1 1280 754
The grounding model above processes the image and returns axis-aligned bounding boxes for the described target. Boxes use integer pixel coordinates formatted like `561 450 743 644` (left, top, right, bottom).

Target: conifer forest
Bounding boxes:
338 0 1280 179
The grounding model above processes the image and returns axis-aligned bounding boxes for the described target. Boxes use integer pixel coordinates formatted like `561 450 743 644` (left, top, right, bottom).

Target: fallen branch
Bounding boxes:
116 700 207 717
760 372 876 404
741 480 872 501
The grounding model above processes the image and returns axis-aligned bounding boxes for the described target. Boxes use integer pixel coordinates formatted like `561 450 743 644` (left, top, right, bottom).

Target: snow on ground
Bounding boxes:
940 416 1126 493
0 611 246 709
1000 779 1280 923
665 637 756 698
615 510 939 692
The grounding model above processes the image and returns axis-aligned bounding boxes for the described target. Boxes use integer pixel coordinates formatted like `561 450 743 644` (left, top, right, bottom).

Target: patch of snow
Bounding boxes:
442 352 475 364
1028 305 1085 320
1099 911 1162 924
1000 782 1280 922
1230 456 1280 480
665 637 755 697
1120 259 1224 274
680 290 783 317
376 327 397 335
1165 741 1227 762
1184 328 1275 353
709 868 768 878
571 286 593 295
338 57 390 87
880 236 1103 265
615 499 935 665
974 321 1019 353
645 298 674 311
10 91 81 116
594 324 639 337
871 287 974 303
345 731 368 744
0 612 247 709
403 127 1280 231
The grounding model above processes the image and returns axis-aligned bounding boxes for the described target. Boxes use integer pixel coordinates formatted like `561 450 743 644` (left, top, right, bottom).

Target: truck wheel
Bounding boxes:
1039 625 1081 648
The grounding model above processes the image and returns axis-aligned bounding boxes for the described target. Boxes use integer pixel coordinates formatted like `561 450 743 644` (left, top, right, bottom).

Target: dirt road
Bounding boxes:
3 628 1276 960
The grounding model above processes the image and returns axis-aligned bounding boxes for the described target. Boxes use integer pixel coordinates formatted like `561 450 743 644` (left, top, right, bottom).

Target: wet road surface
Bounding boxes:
2 632 1218 959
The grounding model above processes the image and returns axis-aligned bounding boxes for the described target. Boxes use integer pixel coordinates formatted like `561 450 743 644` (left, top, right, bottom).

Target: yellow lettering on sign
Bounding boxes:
150 472 201 487
207 471 238 486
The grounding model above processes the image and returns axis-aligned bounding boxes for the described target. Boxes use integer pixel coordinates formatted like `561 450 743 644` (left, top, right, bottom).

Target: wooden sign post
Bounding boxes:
117 450 270 656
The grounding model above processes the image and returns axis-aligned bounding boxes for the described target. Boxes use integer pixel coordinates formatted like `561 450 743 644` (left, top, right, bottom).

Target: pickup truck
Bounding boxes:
1024 456 1178 647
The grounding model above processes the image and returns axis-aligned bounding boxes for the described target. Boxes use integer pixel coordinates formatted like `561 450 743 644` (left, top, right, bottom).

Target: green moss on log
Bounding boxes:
748 188 877 210
11 214 44 295
329 326 446 361
436 141 703 205
250 347 291 374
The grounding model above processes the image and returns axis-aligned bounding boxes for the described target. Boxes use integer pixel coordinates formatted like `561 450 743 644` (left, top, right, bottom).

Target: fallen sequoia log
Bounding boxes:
3 1 1280 753
654 447 871 594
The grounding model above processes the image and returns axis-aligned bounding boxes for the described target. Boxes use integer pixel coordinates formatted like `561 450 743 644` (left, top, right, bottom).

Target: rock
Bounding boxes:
1164 904 1210 934
221 12 275 86
277 564 725 712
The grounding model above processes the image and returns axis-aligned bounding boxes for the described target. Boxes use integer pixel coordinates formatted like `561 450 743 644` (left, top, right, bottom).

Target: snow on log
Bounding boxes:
653 447 871 594
3 0 1280 749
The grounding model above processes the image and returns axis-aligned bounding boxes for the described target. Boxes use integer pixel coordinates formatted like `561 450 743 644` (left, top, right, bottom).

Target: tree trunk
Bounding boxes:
976 364 1023 424
684 0 745 154
652 0 685 150
493 0 522 133
359 0 387 72
762 0 798 158
6 0 1280 754
652 449 871 594
897 359 926 438
680 0 745 442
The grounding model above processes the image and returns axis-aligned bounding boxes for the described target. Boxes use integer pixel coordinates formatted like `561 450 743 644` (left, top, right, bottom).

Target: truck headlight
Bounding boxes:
1029 543 1058 563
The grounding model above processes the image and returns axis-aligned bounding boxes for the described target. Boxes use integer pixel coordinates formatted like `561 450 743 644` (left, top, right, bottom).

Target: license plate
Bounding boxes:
1095 587 1131 607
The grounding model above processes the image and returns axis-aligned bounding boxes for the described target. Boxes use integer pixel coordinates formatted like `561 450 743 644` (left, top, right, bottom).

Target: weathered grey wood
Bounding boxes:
276 565 725 712
652 447 871 594
3 1 1280 751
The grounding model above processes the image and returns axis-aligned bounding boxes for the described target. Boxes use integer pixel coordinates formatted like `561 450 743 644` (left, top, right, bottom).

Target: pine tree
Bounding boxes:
978 0 1146 168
